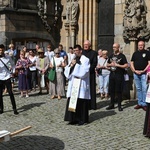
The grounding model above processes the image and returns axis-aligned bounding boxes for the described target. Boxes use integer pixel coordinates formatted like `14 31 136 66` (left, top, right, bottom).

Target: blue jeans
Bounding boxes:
133 73 147 106
98 74 109 94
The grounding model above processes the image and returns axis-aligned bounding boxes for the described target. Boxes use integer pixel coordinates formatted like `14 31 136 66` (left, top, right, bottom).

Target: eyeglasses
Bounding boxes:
55 53 60 54
38 52 43 54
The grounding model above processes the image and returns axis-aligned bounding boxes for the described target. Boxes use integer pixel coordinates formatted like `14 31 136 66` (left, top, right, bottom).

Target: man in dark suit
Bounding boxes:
82 40 97 110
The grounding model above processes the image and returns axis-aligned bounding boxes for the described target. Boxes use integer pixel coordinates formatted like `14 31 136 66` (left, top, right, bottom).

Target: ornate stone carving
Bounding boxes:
71 0 79 25
123 0 150 41
37 0 61 33
66 0 71 22
65 0 79 25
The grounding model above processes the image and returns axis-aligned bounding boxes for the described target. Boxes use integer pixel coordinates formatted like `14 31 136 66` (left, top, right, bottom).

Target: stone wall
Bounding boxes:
60 0 98 52
0 10 56 47
0 0 9 6
115 0 150 61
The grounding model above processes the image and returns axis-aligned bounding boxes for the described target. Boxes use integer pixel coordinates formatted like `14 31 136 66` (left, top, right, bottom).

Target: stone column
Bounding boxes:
83 0 88 40
92 0 98 50
77 0 98 50
71 22 76 47
88 0 92 42
65 23 70 53
77 0 84 45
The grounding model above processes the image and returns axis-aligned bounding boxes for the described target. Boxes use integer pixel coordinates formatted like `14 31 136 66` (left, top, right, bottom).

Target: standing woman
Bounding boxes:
49 48 66 100
96 50 110 99
28 49 37 91
36 49 49 94
7 44 18 63
22 46 29 58
44 44 55 62
16 50 31 98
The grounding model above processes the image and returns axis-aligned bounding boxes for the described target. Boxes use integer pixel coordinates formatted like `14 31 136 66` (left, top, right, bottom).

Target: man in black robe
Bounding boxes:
82 40 97 110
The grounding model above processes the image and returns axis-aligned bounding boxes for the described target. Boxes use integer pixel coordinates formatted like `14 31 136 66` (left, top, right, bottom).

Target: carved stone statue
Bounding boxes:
71 0 79 23
66 0 71 22
123 0 150 41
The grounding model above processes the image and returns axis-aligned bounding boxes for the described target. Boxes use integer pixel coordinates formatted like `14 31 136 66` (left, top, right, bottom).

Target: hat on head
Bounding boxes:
54 48 60 54
38 48 44 53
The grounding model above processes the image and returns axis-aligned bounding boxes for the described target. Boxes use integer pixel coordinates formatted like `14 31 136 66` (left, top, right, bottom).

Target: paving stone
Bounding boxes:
0 90 149 149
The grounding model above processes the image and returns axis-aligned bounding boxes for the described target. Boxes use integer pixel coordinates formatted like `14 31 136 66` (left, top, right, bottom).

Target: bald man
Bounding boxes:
106 43 128 111
82 40 97 110
130 41 150 111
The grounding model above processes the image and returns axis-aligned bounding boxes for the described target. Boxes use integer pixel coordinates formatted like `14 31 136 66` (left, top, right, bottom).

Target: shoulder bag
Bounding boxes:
97 59 107 75
48 57 56 81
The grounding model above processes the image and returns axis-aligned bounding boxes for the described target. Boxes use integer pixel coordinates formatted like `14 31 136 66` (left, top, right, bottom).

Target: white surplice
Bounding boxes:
64 55 91 100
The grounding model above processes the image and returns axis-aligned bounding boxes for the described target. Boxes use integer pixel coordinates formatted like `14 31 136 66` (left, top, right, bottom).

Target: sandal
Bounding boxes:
58 95 61 100
51 95 55 99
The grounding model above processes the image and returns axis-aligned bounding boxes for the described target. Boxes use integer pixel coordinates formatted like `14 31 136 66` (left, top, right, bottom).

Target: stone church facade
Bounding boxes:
0 0 150 59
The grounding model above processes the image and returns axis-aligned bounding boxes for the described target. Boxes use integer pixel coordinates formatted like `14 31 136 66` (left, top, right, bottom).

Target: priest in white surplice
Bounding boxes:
64 45 90 125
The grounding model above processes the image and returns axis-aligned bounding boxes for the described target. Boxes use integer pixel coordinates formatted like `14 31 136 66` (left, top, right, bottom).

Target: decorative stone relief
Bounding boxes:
37 0 61 33
66 0 71 23
65 0 79 25
71 0 79 25
123 0 150 41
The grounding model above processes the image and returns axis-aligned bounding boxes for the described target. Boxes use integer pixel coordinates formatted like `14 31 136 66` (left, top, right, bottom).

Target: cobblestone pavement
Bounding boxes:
0 87 150 150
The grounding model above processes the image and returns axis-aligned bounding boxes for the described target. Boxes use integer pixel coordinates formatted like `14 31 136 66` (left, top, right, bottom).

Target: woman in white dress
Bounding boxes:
49 48 66 100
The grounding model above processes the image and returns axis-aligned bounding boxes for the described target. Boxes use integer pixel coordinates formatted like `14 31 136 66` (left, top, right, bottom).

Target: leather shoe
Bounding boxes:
142 106 147 111
134 105 142 109
0 110 4 114
68 121 78 125
78 121 85 126
14 110 19 115
118 107 123 111
106 105 114 110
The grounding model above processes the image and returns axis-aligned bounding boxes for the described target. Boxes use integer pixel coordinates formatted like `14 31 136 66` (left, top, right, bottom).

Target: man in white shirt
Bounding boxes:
0 44 18 115
67 47 75 64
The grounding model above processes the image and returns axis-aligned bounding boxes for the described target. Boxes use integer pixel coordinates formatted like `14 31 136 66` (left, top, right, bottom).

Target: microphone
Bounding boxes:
69 54 76 67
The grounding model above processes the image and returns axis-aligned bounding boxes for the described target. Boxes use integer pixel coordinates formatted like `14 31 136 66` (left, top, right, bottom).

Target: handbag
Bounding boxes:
97 59 107 75
24 68 30 78
98 68 102 75
14 69 19 77
48 57 56 81
40 74 45 88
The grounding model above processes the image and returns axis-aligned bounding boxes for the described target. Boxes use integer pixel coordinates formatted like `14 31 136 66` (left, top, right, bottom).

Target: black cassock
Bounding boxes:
82 49 97 110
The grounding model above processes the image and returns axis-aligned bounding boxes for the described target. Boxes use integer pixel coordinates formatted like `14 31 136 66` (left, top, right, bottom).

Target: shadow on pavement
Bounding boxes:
89 110 117 123
96 100 110 109
122 100 137 109
18 102 46 113
0 135 65 150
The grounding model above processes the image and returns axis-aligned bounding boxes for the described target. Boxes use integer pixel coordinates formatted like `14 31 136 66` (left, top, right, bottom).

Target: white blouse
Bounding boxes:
51 57 64 72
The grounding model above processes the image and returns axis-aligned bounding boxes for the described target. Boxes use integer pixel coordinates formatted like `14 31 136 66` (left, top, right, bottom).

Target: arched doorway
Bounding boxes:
98 0 114 53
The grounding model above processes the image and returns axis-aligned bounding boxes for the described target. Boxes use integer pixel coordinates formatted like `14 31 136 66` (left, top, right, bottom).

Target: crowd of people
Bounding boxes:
0 40 150 137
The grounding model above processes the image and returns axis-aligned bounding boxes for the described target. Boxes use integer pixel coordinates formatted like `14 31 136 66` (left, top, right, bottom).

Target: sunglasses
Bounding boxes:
55 53 60 54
